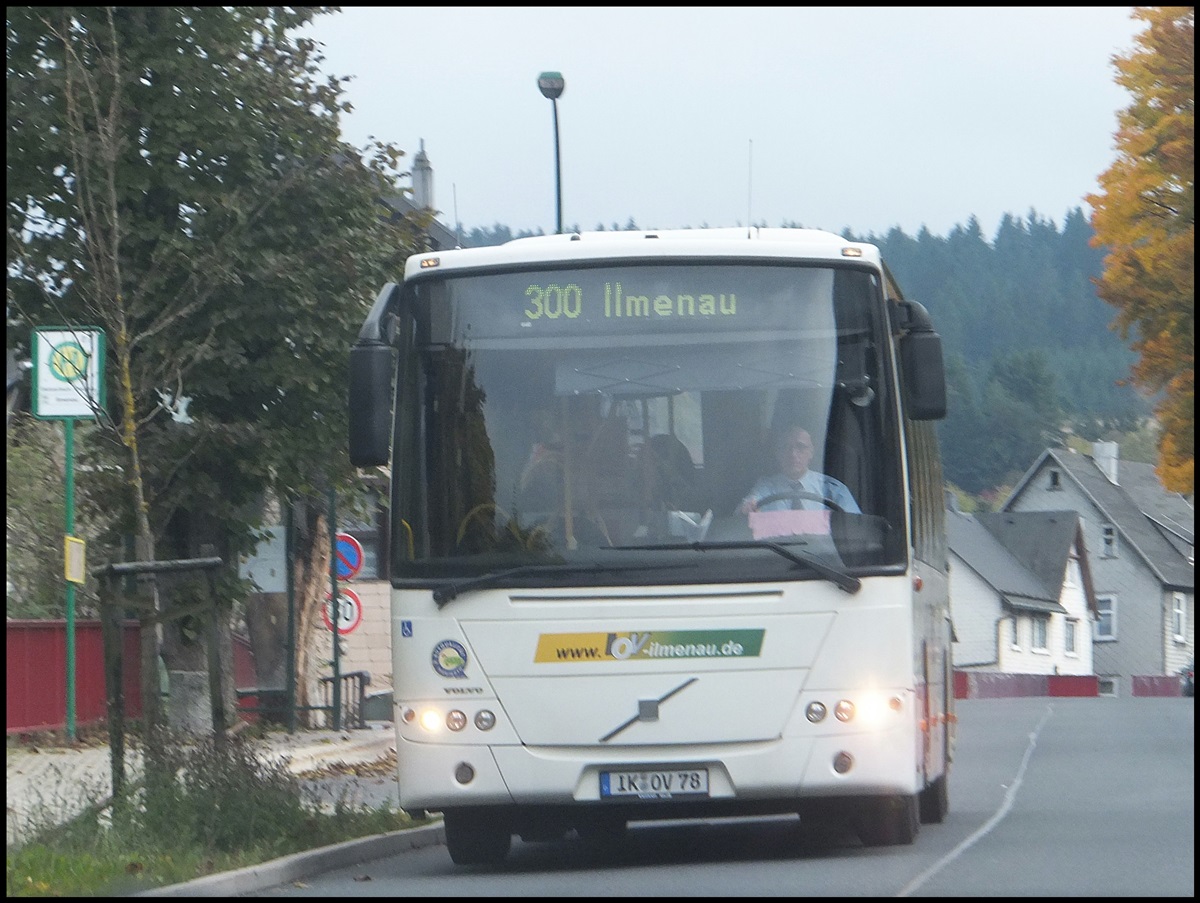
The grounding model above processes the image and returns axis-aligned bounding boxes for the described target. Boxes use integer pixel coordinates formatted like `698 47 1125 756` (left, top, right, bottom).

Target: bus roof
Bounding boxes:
403 227 883 279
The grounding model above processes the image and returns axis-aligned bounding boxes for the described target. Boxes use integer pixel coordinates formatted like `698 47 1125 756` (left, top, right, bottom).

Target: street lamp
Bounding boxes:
537 71 564 234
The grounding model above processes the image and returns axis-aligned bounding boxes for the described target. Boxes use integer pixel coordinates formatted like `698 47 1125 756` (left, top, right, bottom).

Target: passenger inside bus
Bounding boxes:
638 433 701 513
514 398 626 546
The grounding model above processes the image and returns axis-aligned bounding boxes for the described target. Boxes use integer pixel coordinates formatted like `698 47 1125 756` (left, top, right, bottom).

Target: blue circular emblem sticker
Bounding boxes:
432 640 468 678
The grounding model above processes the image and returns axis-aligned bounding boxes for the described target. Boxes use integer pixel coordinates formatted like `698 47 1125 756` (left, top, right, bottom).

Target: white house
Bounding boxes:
1003 444 1193 696
948 508 1096 675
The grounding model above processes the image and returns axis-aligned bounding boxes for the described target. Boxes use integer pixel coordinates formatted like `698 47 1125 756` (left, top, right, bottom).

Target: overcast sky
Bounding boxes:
300 6 1141 240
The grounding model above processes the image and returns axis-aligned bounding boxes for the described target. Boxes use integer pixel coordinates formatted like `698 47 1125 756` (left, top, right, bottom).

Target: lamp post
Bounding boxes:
537 71 564 234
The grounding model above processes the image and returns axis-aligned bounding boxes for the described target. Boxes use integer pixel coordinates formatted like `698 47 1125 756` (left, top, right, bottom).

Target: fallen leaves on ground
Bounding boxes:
295 749 397 780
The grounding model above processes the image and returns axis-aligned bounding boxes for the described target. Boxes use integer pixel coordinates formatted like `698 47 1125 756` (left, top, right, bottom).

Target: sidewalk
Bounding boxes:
6 723 397 848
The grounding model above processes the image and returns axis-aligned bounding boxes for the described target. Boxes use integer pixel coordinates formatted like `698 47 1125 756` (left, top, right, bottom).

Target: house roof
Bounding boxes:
947 509 1068 614
1004 594 1070 614
974 510 1082 598
382 194 460 251
1117 458 1194 556
1005 449 1194 591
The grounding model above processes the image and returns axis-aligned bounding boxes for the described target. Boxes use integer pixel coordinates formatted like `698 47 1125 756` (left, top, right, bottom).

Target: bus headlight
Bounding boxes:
446 710 468 732
474 709 496 730
419 709 442 732
855 692 902 728
834 700 855 722
805 701 828 723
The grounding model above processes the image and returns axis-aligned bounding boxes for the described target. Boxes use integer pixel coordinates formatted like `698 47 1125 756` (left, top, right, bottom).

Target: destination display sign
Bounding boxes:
425 264 844 341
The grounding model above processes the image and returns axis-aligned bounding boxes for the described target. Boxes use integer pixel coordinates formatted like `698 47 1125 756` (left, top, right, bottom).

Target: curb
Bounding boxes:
136 822 445 897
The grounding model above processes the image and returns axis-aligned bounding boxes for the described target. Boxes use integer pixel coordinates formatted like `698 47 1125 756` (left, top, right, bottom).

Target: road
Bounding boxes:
261 696 1194 897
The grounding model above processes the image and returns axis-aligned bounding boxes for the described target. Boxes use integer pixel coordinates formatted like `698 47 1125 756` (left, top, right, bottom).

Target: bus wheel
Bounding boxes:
919 772 949 824
854 794 919 846
444 809 512 865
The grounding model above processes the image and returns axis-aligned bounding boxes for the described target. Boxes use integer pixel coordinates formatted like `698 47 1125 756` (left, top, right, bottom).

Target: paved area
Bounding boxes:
7 723 397 848
7 721 448 896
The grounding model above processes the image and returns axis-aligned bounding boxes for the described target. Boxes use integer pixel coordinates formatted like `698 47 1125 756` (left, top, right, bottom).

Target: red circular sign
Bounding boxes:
335 532 364 582
322 588 363 635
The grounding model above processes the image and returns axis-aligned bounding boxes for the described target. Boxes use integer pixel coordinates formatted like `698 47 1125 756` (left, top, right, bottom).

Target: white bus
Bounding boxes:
348 227 953 864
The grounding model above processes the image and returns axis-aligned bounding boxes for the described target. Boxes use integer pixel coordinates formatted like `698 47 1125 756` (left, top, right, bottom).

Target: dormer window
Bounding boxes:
1102 524 1118 558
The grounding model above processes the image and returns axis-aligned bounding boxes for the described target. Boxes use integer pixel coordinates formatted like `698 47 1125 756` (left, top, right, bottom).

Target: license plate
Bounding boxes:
600 768 709 799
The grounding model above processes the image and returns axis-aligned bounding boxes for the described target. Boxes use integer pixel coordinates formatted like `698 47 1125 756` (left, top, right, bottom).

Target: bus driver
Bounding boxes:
737 423 861 515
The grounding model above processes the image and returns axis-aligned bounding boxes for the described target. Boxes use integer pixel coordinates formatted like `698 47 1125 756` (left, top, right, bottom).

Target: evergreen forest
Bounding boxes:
457 210 1150 502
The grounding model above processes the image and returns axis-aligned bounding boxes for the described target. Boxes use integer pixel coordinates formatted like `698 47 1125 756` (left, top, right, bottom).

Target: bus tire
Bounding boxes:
444 809 512 865
854 794 919 846
576 813 627 846
919 772 949 824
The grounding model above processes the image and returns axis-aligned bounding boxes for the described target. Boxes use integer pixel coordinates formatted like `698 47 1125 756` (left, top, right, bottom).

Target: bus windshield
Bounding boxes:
390 260 907 588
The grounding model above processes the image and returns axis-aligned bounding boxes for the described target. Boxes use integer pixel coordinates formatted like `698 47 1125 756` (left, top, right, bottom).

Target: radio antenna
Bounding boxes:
453 183 461 247
746 139 753 238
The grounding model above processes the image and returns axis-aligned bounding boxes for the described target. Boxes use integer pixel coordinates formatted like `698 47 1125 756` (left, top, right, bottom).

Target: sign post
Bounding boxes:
32 327 105 740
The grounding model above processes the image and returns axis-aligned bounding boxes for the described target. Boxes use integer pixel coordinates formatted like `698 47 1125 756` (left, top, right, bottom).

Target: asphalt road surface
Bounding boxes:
261 696 1194 898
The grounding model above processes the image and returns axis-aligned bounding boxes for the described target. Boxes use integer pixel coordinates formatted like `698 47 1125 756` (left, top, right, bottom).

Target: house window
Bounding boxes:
1095 594 1117 641
1097 676 1118 697
1064 553 1078 590
1101 525 1118 558
339 485 388 580
1048 469 1061 490
1172 592 1187 642
1009 616 1021 648
1064 619 1077 654
1032 615 1049 651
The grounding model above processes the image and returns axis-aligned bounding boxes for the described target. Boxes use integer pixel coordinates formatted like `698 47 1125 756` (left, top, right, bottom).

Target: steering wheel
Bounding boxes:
456 502 514 547
752 490 845 513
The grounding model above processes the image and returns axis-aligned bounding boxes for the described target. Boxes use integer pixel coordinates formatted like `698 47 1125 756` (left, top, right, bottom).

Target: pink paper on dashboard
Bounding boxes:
748 509 831 539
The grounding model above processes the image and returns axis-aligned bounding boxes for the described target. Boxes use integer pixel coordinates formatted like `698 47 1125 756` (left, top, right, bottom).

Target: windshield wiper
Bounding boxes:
434 564 571 607
431 562 686 607
611 540 861 594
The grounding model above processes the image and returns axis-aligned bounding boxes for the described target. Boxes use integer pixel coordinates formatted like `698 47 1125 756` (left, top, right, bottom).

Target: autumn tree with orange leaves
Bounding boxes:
1088 6 1194 494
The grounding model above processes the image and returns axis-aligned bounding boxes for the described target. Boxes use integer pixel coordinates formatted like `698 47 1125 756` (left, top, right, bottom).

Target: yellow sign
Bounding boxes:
534 629 765 662
64 536 86 584
49 343 89 381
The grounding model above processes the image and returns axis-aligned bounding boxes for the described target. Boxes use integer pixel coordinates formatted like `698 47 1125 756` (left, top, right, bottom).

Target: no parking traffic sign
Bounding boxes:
322 587 363 635
334 532 363 581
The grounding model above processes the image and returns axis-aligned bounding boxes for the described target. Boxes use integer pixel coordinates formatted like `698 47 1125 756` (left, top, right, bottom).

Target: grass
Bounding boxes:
6 727 427 897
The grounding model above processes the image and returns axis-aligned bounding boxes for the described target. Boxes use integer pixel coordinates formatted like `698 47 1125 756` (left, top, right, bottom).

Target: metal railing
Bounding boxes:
319 670 371 729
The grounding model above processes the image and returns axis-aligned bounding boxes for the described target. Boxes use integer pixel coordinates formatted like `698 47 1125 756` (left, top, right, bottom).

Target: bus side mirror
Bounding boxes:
349 284 403 467
893 300 947 421
901 330 946 420
349 343 395 467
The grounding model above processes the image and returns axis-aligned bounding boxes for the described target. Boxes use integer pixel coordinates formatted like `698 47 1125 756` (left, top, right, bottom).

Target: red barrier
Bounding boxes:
1131 675 1185 697
1047 675 1099 697
969 672 1048 698
954 671 1171 698
953 669 970 699
6 620 142 735
8 621 260 734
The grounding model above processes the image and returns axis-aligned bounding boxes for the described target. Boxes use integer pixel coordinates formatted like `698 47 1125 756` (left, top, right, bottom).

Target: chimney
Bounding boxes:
413 139 433 211
1092 440 1119 484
